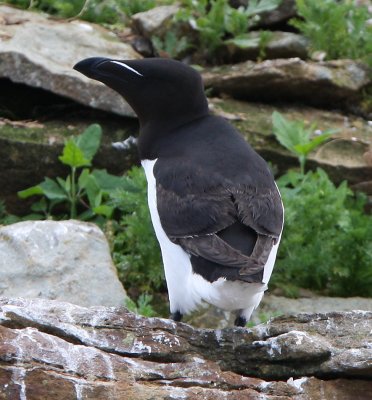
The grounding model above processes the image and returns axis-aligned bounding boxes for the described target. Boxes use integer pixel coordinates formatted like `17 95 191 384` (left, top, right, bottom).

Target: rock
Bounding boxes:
0 5 141 117
230 0 297 28
259 293 372 319
210 98 372 187
0 297 371 399
224 31 309 62
0 221 127 307
254 0 297 28
203 58 371 112
131 5 180 39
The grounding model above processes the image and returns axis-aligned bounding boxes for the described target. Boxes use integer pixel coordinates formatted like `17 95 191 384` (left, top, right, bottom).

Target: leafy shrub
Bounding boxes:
274 169 372 297
5 0 167 24
18 124 130 221
110 166 163 294
176 0 281 61
291 0 372 67
125 293 157 317
152 31 192 59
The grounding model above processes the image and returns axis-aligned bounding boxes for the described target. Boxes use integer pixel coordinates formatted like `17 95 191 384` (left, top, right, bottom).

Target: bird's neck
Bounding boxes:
137 111 209 160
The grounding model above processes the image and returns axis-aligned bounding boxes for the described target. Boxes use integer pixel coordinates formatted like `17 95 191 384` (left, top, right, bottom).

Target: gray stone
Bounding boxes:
0 5 141 117
261 294 372 317
131 4 180 39
203 58 371 111
0 297 371 399
255 0 297 27
225 31 309 62
0 220 127 307
216 0 297 28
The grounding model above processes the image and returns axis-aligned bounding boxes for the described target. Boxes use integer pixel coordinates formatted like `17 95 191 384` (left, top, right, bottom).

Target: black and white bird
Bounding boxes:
74 57 284 327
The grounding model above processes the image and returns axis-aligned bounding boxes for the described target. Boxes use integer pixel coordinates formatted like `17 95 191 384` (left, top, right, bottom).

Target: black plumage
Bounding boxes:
73 57 284 326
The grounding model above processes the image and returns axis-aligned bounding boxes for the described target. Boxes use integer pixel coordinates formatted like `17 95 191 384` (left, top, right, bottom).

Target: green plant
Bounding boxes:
18 124 129 221
0 200 19 225
110 166 163 294
274 169 372 297
125 293 157 317
272 111 337 174
5 0 167 25
152 31 192 59
258 30 273 61
291 0 372 67
176 0 281 60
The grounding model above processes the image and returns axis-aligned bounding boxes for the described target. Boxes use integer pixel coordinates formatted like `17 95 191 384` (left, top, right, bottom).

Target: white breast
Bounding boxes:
141 159 282 320
142 159 201 314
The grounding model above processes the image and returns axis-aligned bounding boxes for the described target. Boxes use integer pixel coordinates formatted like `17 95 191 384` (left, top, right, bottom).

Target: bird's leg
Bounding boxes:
170 310 183 322
234 313 247 327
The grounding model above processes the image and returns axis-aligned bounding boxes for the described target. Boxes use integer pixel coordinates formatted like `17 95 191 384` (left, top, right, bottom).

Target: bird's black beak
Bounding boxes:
73 57 144 84
73 57 111 80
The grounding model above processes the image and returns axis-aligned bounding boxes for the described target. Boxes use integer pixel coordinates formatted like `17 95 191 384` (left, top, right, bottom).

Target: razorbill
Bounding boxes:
73 57 284 327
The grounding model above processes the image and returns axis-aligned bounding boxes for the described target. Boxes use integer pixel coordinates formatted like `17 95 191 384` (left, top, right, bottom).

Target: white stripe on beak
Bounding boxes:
111 61 143 77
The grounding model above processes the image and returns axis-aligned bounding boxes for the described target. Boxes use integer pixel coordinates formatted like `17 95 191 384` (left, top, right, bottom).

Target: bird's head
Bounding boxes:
73 57 209 131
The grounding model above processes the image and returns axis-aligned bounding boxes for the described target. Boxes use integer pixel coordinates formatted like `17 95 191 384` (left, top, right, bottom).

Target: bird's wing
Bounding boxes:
154 158 283 277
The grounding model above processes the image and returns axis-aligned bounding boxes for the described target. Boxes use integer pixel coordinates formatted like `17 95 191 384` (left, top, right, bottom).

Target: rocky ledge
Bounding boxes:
0 297 371 399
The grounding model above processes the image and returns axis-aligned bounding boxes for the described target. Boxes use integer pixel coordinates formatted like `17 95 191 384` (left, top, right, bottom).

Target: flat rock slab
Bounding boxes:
0 297 371 399
203 58 371 111
0 221 127 307
225 31 309 62
261 294 372 317
0 6 140 116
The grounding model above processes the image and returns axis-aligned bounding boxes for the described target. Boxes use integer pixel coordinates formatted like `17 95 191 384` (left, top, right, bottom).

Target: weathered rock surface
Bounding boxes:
131 4 180 39
0 221 127 307
249 0 297 28
225 31 309 62
0 5 140 116
260 294 372 319
184 293 372 329
203 58 371 112
0 297 371 399
215 0 298 29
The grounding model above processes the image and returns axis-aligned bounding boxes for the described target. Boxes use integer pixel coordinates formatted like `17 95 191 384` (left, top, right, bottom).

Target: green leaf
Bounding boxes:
272 111 304 153
40 178 68 201
59 139 91 168
18 178 68 201
18 185 44 199
245 0 282 17
91 169 131 193
93 204 114 218
74 124 102 163
224 35 260 49
83 175 101 208
77 168 91 189
294 131 334 156
30 198 48 213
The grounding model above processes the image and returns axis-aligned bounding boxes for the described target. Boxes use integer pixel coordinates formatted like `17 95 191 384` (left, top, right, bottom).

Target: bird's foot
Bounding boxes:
234 315 247 327
170 310 183 322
